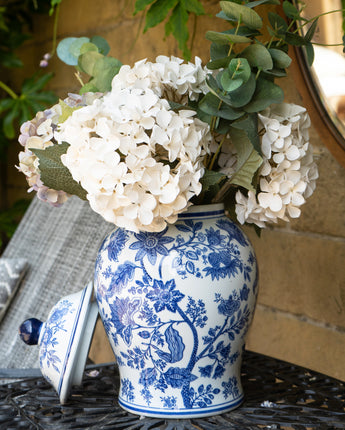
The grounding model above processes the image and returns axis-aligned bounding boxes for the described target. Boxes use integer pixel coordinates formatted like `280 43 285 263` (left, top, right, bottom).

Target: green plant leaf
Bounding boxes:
79 42 99 55
231 113 261 154
228 127 262 191
144 0 179 31
21 73 54 95
165 2 190 59
220 1 263 29
57 37 89 66
69 37 92 58
198 92 244 120
184 0 205 15
269 48 291 69
58 100 80 123
3 100 19 139
200 169 227 193
268 11 288 34
134 0 155 14
90 56 122 92
78 51 103 76
32 142 87 200
90 35 111 55
246 0 280 7
244 77 284 112
220 58 251 92
305 41 315 66
284 31 307 46
282 1 300 19
305 18 319 43
206 31 252 45
242 44 273 71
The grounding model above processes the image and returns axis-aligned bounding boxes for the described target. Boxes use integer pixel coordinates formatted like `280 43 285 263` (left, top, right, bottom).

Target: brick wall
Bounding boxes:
7 0 345 380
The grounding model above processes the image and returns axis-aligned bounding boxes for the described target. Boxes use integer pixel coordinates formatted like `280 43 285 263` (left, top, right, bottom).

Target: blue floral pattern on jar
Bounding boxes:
94 204 258 418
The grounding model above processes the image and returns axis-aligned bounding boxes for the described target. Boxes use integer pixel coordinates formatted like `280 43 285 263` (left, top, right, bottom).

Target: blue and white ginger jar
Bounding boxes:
94 203 258 418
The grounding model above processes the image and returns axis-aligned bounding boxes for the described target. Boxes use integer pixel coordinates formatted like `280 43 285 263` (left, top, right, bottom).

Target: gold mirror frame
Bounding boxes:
290 45 345 169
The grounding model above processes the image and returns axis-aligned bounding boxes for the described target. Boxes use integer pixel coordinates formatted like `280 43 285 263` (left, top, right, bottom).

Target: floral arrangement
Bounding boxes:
17 0 319 232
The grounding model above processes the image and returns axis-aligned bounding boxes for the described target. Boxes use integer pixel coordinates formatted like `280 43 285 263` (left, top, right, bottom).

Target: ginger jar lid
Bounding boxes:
19 281 98 404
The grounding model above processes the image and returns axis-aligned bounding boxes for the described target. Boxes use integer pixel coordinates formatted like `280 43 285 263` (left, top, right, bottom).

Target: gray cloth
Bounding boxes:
0 258 28 323
0 196 113 370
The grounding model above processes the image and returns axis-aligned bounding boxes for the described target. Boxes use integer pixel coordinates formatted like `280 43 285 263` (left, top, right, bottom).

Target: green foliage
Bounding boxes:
0 73 57 139
134 0 205 60
32 142 88 200
57 36 121 93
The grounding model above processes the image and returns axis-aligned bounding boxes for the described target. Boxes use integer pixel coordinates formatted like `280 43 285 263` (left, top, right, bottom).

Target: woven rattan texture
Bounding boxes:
1 351 344 429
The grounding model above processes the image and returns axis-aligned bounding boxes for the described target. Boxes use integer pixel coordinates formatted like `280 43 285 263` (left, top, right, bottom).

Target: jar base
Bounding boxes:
118 395 244 419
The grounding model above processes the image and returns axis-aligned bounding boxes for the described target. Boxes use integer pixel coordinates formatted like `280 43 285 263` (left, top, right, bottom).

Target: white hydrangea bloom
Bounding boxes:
112 56 208 103
56 82 211 232
235 103 318 227
17 104 70 207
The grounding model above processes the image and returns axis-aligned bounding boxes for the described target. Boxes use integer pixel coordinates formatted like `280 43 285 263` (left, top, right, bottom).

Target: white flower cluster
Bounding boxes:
55 57 211 232
112 56 208 103
235 103 318 228
17 93 102 207
17 104 69 207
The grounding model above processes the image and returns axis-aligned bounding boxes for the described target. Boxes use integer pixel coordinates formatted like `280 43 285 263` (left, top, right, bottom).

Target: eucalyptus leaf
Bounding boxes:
246 0 280 7
90 35 111 55
205 31 252 45
69 37 91 58
223 26 261 37
220 1 263 29
242 44 273 71
269 48 291 69
244 77 284 112
210 42 229 61
32 142 87 200
57 37 80 65
78 51 103 76
90 56 122 92
207 57 232 70
79 42 99 55
220 57 251 92
199 92 244 120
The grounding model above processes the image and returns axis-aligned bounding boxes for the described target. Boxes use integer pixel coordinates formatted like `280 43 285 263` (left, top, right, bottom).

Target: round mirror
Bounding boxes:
292 0 345 167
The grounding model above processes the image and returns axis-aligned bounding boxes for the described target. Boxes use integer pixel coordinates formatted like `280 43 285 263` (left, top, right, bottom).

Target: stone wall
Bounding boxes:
6 0 345 380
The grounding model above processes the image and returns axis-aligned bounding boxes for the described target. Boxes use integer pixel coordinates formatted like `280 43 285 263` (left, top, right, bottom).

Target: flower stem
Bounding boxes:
0 81 18 99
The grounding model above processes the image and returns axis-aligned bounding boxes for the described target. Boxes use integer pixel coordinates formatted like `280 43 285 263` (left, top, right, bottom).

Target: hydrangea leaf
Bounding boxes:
165 2 190 59
219 1 263 29
200 169 227 193
31 142 87 200
58 100 81 123
228 127 263 191
231 113 261 154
